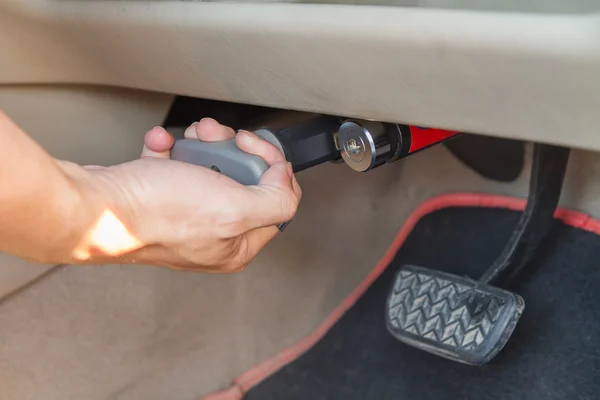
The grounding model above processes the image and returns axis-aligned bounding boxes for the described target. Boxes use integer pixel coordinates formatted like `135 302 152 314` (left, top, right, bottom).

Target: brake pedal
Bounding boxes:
386 143 570 365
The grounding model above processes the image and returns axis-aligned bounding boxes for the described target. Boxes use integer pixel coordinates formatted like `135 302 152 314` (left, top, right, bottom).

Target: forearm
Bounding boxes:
0 112 110 264
0 114 300 272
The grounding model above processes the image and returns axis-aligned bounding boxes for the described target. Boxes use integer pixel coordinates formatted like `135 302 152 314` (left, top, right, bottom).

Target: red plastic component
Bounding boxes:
408 126 459 153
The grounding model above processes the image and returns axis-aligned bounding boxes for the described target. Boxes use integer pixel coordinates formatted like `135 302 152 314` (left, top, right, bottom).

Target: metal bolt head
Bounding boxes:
338 119 389 172
346 138 362 154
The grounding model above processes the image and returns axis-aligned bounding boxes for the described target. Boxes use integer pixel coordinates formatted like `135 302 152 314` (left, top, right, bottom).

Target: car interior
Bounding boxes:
1 1 599 399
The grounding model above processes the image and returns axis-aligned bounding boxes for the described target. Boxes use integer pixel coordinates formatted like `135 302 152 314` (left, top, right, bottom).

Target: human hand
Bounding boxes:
71 118 301 272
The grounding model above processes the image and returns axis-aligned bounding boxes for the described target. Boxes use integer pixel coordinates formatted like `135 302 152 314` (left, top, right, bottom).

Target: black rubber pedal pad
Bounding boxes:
386 265 524 365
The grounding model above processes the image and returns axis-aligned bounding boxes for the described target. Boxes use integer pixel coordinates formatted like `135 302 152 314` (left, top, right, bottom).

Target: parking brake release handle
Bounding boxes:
170 128 291 231
171 129 284 186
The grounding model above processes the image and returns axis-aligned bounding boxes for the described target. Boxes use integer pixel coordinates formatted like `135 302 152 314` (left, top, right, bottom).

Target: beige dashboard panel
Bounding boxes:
1 1 599 150
270 0 600 14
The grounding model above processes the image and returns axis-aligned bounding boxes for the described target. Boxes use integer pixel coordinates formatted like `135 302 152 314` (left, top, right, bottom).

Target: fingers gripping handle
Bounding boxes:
170 129 291 232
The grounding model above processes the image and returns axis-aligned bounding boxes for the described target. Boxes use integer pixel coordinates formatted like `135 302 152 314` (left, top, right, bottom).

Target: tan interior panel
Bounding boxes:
0 255 52 302
0 85 173 165
1 1 599 150
269 0 600 14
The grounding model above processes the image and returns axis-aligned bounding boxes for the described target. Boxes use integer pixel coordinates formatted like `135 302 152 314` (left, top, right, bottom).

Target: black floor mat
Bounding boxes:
246 207 600 400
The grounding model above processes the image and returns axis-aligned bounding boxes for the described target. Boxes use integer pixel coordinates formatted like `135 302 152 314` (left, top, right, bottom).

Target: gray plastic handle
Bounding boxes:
171 139 268 186
170 129 290 231
171 128 285 186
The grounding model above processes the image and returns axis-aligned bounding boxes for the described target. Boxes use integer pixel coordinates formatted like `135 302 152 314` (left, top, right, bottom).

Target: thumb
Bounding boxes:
243 161 301 229
259 160 294 188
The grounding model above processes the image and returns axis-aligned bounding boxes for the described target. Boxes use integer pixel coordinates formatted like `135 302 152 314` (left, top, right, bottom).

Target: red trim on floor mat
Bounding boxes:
200 192 600 400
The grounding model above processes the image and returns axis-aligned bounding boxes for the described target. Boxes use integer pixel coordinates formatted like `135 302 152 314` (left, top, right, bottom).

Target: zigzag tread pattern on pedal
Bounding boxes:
388 269 507 349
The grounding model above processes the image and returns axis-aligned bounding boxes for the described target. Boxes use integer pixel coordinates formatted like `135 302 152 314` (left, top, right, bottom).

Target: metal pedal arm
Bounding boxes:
480 144 570 286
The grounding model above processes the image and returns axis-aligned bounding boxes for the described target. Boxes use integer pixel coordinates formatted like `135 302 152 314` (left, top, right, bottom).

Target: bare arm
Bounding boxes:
0 112 301 272
0 112 98 263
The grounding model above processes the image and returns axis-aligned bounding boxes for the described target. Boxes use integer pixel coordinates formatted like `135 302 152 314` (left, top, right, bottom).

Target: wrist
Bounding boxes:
58 161 147 265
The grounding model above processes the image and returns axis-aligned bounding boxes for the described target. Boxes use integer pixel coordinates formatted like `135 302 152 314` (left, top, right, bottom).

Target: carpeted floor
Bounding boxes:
246 207 600 400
